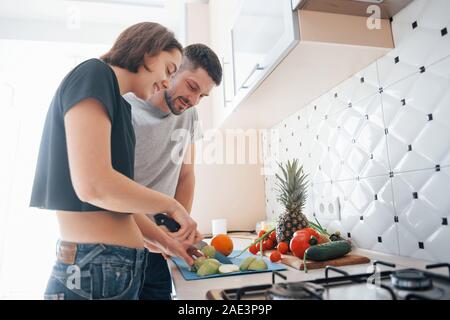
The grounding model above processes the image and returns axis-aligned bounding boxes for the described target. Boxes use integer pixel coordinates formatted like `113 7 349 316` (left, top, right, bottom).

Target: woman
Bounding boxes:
30 22 199 300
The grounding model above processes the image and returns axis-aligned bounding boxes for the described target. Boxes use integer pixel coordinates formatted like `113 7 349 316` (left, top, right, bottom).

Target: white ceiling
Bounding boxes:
0 0 169 25
0 0 205 45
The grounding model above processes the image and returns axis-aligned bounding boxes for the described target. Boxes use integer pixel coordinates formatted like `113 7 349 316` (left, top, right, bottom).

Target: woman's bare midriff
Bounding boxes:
56 210 145 249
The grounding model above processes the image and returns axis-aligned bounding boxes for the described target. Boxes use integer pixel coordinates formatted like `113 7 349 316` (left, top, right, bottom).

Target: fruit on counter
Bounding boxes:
233 227 275 258
308 217 346 243
289 232 312 258
268 231 277 242
191 257 220 274
233 222 299 259
196 260 220 276
277 242 289 254
248 244 259 255
275 159 310 244
253 230 277 252
304 240 351 262
211 234 234 256
307 218 347 244
293 228 320 241
239 256 256 271
193 256 207 271
248 258 268 271
193 258 235 277
270 251 282 263
201 245 216 258
218 264 240 274
262 239 275 251
204 258 220 267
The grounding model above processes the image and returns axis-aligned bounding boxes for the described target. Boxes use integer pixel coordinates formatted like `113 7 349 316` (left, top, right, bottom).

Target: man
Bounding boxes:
124 43 222 300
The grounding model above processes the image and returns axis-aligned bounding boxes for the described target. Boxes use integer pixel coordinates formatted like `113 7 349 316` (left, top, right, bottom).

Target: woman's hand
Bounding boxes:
143 239 165 254
166 200 199 245
143 230 203 260
158 235 203 266
173 230 203 251
192 230 203 244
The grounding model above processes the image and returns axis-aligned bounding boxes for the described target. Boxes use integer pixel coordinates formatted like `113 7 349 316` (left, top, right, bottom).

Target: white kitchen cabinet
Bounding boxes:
291 0 303 10
208 0 241 128
230 0 299 108
221 32 235 108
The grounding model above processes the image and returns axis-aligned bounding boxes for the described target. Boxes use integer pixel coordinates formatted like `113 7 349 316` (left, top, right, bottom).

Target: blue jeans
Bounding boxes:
44 241 147 300
139 251 172 300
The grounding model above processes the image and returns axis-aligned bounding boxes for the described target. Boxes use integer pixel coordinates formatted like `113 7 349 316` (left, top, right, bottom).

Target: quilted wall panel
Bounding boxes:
262 0 450 262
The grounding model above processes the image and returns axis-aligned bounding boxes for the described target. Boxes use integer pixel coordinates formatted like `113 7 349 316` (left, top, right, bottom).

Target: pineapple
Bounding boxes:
275 159 309 244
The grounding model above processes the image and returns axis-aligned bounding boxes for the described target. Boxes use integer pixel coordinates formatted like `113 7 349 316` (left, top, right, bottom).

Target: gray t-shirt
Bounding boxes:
124 93 203 198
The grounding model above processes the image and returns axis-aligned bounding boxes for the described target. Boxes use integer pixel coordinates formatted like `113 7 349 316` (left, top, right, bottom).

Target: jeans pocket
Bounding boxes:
45 264 93 300
101 263 135 299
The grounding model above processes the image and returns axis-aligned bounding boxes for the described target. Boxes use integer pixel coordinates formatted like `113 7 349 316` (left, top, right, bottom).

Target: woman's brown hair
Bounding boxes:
101 22 183 73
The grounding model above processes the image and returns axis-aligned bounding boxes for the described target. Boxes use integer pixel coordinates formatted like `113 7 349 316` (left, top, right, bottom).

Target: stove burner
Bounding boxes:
390 269 433 290
267 282 325 300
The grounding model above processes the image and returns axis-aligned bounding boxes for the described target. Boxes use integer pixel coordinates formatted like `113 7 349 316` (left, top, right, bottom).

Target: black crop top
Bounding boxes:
30 59 135 211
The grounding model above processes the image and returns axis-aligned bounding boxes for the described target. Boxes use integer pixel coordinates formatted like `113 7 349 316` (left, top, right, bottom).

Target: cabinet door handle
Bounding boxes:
240 63 264 89
222 58 232 107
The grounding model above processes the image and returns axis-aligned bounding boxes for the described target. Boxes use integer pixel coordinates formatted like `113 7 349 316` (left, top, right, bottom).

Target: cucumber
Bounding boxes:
305 240 351 261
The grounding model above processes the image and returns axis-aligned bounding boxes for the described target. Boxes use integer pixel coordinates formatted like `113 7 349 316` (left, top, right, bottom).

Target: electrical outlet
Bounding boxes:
315 197 341 221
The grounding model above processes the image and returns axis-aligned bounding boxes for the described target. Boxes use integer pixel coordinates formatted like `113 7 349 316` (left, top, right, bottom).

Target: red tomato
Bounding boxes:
249 244 259 255
290 234 311 258
293 228 320 240
270 251 282 263
258 230 266 238
263 239 274 250
277 242 289 254
269 231 277 242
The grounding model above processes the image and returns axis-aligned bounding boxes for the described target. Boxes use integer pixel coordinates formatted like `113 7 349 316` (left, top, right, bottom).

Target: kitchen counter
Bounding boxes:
168 235 445 300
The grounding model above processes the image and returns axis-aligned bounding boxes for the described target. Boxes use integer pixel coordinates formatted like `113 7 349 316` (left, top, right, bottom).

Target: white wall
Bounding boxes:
263 0 450 262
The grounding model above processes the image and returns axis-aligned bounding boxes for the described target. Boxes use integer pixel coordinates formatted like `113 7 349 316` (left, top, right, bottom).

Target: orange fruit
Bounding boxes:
211 234 234 256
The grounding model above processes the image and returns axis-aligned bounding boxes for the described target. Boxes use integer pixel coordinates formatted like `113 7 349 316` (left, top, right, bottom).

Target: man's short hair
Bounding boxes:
182 44 222 86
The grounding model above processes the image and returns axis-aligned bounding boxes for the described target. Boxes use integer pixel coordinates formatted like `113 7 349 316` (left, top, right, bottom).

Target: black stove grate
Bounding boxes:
213 261 450 300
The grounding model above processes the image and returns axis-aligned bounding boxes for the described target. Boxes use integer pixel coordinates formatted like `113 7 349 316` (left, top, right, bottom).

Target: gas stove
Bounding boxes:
206 262 450 300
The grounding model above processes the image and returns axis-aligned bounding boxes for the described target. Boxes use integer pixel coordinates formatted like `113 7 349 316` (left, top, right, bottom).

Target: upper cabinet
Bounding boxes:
230 0 299 110
292 0 414 19
208 0 413 129
291 0 302 10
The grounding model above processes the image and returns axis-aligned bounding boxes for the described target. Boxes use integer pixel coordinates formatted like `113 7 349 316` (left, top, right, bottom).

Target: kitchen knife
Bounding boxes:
153 213 234 264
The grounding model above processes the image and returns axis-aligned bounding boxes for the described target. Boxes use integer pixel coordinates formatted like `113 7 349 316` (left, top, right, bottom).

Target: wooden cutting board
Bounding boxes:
264 250 371 270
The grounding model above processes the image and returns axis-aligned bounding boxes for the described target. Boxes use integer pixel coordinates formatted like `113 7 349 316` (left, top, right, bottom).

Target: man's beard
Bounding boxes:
164 91 190 116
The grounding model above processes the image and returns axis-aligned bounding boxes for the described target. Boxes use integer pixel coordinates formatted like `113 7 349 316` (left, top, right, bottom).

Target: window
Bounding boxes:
0 39 108 299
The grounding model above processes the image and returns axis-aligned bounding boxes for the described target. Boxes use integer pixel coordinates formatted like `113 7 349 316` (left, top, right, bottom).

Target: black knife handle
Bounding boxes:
154 213 181 232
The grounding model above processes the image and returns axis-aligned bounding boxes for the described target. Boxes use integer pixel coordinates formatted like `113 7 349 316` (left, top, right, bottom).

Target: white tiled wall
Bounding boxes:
262 0 450 262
